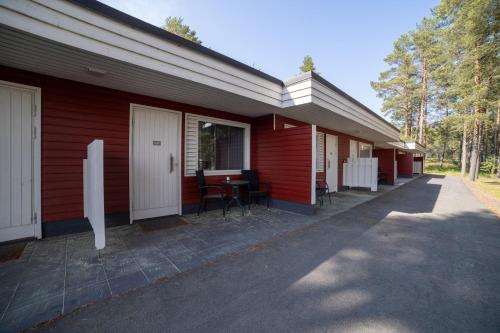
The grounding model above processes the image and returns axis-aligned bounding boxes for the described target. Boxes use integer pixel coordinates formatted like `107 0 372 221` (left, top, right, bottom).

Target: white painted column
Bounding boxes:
83 139 105 250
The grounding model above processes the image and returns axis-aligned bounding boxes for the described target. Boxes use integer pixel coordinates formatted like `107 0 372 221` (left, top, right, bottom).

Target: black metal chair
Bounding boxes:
316 179 332 206
241 170 270 209
378 168 387 184
196 170 227 217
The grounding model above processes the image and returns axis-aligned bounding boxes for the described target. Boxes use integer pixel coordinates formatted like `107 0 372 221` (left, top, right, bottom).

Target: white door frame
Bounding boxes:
128 104 182 223
0 80 42 240
325 134 338 192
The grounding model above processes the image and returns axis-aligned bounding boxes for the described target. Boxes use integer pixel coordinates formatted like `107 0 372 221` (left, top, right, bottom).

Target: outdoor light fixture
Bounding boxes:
87 66 107 76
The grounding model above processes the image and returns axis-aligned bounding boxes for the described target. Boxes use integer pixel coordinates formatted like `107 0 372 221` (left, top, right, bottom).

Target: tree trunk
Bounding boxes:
468 50 482 181
461 122 468 177
439 108 449 169
417 59 427 145
403 76 413 139
469 118 481 181
494 100 500 175
475 122 483 179
440 141 447 168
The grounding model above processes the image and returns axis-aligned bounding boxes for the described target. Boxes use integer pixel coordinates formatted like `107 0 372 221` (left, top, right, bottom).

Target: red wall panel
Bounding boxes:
373 148 395 184
1 66 251 222
273 116 374 189
252 115 312 204
396 151 414 177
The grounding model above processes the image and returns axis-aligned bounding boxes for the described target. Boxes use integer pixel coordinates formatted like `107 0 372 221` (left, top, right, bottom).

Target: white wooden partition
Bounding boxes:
83 139 105 250
343 157 378 192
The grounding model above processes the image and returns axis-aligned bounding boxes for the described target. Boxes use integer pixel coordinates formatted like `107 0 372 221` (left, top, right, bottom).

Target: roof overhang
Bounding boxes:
404 142 426 154
282 72 401 143
375 141 426 154
0 0 400 144
0 0 282 117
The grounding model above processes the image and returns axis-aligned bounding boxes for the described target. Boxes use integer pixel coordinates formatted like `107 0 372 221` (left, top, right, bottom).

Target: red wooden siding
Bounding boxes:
252 115 312 204
373 148 395 184
1 66 251 223
273 116 375 189
396 151 414 177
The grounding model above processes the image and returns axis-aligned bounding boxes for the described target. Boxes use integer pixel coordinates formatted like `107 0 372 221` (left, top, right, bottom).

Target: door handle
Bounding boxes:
170 154 174 174
328 159 331 169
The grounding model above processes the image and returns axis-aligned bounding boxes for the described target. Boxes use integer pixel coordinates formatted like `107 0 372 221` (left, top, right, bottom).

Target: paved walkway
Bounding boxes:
33 175 500 333
0 178 407 332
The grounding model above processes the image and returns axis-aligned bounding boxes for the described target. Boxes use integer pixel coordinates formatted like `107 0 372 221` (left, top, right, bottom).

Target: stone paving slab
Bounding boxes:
0 178 415 332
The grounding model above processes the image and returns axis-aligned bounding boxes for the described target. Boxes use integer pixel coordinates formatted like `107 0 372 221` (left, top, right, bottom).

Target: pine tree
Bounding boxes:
437 0 499 181
411 17 441 145
300 55 316 73
371 34 418 139
164 16 202 44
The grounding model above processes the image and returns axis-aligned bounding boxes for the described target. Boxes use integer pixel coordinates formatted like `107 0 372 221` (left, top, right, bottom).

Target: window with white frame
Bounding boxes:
359 143 372 157
316 132 325 172
349 140 358 158
185 114 250 176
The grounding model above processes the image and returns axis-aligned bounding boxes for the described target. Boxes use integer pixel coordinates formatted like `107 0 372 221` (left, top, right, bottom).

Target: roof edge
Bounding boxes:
309 72 399 133
69 0 283 86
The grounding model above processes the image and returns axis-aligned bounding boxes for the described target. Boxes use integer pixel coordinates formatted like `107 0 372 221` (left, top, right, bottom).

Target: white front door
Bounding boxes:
325 134 338 192
0 82 40 242
130 105 180 220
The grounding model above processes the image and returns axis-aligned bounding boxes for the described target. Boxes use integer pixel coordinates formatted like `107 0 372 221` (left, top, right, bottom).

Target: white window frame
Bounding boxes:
284 123 296 128
316 131 325 172
185 113 250 176
359 142 372 158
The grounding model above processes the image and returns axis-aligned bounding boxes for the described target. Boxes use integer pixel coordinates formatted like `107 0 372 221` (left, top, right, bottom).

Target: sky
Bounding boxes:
100 0 439 118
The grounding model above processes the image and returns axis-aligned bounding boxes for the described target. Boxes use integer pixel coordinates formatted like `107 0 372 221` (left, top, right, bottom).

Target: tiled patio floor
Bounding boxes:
0 176 419 332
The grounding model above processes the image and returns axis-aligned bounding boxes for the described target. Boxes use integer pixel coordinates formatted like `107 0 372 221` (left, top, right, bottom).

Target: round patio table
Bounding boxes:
221 180 249 216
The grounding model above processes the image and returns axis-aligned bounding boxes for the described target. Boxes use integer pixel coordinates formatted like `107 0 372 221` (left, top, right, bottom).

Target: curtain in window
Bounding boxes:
198 121 244 170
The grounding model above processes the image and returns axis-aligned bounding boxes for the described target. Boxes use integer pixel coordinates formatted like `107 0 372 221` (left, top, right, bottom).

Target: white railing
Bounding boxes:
343 157 378 192
83 139 105 250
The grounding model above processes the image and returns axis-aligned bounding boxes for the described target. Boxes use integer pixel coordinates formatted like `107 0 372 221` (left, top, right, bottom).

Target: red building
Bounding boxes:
0 0 423 242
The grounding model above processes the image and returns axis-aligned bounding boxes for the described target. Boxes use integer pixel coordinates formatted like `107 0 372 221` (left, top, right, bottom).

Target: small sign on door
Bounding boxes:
153 141 161 146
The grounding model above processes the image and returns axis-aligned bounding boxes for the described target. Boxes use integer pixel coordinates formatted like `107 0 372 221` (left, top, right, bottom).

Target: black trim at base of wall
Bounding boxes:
42 212 130 238
182 199 315 216
270 199 315 215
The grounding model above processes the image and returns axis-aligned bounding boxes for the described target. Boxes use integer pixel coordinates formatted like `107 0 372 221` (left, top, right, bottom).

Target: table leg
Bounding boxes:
225 185 245 216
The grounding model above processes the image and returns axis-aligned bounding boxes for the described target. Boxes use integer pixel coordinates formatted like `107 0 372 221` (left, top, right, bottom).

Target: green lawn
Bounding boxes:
424 159 461 176
425 159 500 199
472 175 500 200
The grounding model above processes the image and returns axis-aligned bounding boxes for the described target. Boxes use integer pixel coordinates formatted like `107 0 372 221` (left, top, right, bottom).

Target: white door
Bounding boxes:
131 105 180 220
325 134 338 192
413 161 422 174
0 83 39 242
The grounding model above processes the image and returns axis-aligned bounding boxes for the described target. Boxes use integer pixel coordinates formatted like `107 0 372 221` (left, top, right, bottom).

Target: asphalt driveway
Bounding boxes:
36 175 500 333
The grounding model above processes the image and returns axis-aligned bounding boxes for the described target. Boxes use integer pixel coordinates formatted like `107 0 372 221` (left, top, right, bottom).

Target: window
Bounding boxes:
349 140 358 158
198 121 244 171
316 132 324 172
185 114 250 176
359 143 372 158
284 123 296 129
